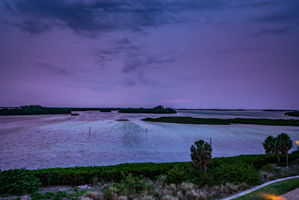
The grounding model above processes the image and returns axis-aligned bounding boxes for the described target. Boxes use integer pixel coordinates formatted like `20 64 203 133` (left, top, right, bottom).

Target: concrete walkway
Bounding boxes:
282 187 299 199
221 175 299 200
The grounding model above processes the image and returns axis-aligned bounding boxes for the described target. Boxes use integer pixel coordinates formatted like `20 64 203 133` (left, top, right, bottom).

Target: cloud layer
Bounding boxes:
0 0 299 108
4 0 223 36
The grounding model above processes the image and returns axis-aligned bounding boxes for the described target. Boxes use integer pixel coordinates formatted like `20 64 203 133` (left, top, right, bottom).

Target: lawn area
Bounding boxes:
234 178 299 200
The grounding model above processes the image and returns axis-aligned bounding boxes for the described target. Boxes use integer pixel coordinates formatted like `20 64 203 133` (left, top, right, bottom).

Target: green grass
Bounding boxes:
234 178 299 200
142 117 299 126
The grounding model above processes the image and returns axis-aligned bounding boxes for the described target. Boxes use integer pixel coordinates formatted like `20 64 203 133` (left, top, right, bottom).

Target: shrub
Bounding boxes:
188 169 213 186
0 169 41 195
212 162 261 185
261 164 276 172
166 166 189 184
113 173 151 196
210 154 278 169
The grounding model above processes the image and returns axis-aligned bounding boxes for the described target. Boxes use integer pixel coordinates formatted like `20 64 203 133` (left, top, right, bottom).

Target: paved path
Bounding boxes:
221 175 299 200
282 187 299 200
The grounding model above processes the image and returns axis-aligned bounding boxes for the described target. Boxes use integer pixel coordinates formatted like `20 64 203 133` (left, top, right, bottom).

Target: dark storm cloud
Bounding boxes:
94 36 176 75
253 27 295 37
36 62 71 75
3 0 224 36
255 0 299 24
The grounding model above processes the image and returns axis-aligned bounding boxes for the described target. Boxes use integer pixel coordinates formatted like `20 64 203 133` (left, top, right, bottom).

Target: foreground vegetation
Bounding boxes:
234 178 299 200
1 152 298 197
142 116 299 126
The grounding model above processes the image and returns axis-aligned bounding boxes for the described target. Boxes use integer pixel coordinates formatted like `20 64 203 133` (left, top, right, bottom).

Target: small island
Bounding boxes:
142 116 299 126
118 105 177 114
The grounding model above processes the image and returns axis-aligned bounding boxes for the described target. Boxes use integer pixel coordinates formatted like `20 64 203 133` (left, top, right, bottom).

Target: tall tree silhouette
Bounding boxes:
276 133 293 167
190 140 212 170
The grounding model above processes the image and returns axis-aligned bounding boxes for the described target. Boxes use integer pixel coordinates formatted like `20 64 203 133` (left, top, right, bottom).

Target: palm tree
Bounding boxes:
263 136 280 163
276 133 293 167
190 139 212 171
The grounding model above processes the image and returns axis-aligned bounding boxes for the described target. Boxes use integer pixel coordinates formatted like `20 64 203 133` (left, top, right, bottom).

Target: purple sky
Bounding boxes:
0 0 298 109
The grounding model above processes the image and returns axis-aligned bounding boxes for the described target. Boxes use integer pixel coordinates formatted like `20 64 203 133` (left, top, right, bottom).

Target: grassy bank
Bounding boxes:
142 116 299 126
234 178 299 200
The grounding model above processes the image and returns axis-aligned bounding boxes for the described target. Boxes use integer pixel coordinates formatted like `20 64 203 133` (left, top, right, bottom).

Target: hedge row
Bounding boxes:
12 151 297 186
32 162 189 186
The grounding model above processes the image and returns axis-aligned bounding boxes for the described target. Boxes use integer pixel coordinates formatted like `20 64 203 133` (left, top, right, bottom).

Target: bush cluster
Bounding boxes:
212 162 261 185
165 162 260 186
0 169 41 195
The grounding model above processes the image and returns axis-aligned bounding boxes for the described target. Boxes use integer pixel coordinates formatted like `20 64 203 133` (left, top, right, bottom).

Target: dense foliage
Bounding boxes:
119 105 177 114
143 116 299 126
263 133 293 166
0 169 41 195
212 162 261 185
285 110 299 117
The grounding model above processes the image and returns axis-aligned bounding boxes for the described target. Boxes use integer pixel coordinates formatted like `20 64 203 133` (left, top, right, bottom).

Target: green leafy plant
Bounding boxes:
113 173 151 196
212 162 261 185
166 166 189 184
0 169 41 195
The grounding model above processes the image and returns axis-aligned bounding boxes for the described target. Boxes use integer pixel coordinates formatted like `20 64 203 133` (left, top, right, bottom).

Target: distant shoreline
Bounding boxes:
177 108 292 111
0 105 297 116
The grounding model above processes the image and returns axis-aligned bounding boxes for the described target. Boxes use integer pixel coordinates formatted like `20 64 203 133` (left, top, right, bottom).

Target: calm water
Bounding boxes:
0 110 298 170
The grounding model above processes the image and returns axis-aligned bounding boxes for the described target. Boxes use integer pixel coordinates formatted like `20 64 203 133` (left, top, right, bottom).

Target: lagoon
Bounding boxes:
0 110 298 170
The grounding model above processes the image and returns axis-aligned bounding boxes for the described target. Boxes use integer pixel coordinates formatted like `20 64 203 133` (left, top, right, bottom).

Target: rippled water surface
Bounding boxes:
0 110 298 170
